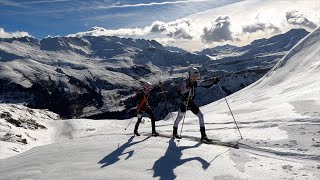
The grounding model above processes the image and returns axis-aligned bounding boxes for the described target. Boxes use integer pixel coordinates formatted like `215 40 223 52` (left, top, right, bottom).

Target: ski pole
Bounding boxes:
217 82 243 139
179 90 192 138
158 81 175 121
125 116 135 130
159 81 169 105
126 97 146 131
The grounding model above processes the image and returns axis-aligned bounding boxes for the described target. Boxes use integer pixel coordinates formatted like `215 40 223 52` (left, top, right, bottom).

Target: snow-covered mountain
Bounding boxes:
199 29 309 102
237 29 309 56
0 35 209 119
200 29 309 57
0 29 309 120
0 26 319 180
197 44 238 56
164 46 188 53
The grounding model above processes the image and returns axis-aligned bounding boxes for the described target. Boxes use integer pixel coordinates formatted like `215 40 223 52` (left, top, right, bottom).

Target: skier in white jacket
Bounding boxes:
173 67 219 141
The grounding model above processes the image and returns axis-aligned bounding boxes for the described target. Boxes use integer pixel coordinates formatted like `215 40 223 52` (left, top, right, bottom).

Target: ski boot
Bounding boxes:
173 127 181 139
134 121 141 136
200 127 211 142
152 131 159 137
134 131 140 136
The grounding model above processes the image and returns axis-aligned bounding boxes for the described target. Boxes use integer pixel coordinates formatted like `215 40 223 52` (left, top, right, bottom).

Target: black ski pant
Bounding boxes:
134 107 156 132
174 100 205 128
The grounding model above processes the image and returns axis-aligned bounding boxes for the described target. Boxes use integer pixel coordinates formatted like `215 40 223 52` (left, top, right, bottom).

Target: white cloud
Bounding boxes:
201 16 236 44
154 37 176 46
0 0 24 7
240 11 282 34
1 0 213 14
68 26 149 37
97 0 213 9
285 9 318 30
242 23 281 33
66 1 320 51
22 0 72 5
0 0 72 6
0 28 31 38
148 18 194 39
70 18 195 40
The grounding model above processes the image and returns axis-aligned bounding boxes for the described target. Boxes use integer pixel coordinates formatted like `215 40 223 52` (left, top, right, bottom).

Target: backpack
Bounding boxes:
178 82 182 95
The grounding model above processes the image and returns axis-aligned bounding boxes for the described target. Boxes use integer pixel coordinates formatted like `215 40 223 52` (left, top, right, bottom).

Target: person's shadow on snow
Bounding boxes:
99 136 150 168
152 138 210 180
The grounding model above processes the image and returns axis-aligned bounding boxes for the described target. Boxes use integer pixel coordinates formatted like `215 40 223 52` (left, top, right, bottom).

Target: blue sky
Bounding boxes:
0 0 241 38
1 0 319 51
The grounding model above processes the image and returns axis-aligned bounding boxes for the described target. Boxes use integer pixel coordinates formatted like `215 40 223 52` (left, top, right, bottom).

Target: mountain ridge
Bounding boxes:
0 28 309 119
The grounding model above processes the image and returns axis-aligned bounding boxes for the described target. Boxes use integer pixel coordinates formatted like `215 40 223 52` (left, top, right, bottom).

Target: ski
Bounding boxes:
183 135 239 149
143 133 173 138
142 133 239 149
199 138 239 149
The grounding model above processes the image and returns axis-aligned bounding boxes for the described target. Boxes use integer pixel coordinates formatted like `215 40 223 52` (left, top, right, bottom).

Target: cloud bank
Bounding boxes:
149 18 194 39
201 16 235 43
242 23 281 33
70 18 195 40
0 28 31 38
285 10 318 30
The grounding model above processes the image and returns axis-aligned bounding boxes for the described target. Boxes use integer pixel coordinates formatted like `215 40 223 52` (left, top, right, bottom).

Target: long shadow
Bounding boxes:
99 136 150 168
152 138 210 180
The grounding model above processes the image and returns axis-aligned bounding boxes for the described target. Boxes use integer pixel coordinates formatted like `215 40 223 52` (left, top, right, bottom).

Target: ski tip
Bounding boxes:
232 142 240 149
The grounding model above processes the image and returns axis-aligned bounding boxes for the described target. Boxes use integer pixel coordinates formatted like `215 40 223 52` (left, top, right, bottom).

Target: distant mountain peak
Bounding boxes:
211 44 238 50
0 36 39 44
164 46 188 53
199 28 310 57
286 28 309 34
88 26 107 32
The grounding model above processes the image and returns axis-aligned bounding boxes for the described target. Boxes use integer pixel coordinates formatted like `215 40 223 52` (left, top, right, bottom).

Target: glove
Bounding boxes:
212 77 219 84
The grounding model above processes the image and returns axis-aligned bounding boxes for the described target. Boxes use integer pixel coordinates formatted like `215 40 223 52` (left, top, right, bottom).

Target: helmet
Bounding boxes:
188 67 200 79
143 81 152 93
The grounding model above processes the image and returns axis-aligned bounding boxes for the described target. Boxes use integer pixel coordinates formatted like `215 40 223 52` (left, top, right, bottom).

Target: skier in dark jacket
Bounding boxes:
173 67 219 141
134 81 159 136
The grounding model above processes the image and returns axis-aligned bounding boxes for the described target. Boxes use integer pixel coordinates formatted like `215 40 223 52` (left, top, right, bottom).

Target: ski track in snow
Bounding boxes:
1 115 319 180
1 96 320 180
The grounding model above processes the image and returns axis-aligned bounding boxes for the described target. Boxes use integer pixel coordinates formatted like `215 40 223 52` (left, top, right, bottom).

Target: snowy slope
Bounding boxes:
0 27 319 179
0 104 59 159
